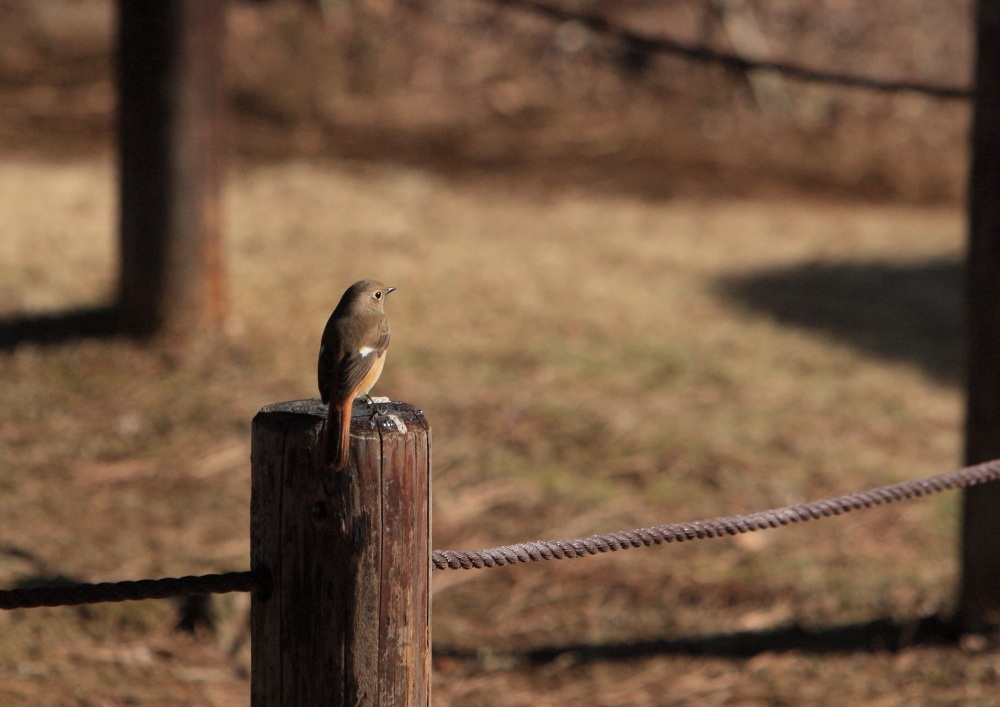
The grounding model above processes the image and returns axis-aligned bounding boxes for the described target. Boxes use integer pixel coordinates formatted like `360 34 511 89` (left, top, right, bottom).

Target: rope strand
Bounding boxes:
491 0 972 100
0 570 268 611
431 459 1000 570
3 460 998 607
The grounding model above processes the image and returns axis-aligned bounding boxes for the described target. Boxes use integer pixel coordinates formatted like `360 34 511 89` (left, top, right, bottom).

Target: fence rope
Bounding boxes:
492 0 972 100
0 570 267 611
431 459 1000 570
3 460 998 606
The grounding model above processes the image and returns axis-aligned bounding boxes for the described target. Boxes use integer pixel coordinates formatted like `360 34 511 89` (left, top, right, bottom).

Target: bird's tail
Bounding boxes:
323 400 352 469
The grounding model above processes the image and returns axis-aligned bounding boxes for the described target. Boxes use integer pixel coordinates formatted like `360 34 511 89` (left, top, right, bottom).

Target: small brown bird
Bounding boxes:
318 279 395 469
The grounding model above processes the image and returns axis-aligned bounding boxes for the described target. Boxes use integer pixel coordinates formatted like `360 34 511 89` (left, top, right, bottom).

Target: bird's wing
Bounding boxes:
334 317 391 402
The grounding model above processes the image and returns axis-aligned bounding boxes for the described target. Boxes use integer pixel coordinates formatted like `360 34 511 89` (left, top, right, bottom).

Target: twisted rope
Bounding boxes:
0 570 268 611
431 459 1000 570
493 0 972 100
5 461 999 603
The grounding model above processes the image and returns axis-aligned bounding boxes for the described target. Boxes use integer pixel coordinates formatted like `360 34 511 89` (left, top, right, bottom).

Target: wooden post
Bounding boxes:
250 399 431 706
959 0 1000 632
116 0 226 336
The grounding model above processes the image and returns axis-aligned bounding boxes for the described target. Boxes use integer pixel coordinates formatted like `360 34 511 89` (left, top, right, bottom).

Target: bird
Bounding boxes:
318 279 395 469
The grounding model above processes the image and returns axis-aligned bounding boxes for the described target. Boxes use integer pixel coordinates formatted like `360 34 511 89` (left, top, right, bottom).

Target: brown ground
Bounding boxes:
0 1 992 705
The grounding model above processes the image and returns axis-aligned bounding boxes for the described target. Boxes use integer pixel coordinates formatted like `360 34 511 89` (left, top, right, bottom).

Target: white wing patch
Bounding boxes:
358 346 375 357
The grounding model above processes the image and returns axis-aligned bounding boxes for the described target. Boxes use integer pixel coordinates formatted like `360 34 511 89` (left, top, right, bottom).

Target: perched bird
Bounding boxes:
318 279 395 469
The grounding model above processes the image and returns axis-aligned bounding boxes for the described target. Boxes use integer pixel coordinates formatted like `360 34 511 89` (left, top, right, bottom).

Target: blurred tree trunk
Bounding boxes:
959 0 1000 632
117 0 226 337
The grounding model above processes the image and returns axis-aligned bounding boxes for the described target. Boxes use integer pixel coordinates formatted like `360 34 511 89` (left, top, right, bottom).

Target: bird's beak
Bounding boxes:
386 286 397 295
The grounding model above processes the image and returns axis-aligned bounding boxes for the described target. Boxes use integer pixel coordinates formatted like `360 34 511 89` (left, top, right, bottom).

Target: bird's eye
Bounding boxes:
374 291 382 300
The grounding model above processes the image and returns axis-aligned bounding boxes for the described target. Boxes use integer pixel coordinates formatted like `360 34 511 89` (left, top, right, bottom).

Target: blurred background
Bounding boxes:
0 0 984 704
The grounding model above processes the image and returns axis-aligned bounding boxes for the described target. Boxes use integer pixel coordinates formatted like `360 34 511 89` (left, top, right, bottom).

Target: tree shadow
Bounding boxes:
715 258 963 383
434 614 961 666
0 305 128 351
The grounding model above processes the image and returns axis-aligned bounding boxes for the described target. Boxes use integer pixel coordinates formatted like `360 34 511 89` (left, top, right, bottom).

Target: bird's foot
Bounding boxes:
361 395 392 419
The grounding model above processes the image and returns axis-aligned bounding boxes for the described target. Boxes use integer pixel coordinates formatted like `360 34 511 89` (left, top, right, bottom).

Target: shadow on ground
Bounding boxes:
716 258 963 383
435 614 960 667
0 305 135 350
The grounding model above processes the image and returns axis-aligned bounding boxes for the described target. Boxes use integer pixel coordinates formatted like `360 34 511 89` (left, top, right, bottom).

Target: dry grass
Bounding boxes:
0 153 982 704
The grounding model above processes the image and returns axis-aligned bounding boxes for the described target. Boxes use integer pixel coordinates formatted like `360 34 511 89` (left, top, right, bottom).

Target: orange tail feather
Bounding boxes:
323 399 353 469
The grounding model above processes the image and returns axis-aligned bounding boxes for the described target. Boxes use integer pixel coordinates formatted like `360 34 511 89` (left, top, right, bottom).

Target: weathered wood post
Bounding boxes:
250 399 431 705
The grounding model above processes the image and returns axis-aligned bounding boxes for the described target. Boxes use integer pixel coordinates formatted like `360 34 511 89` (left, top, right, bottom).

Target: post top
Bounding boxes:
254 398 428 431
